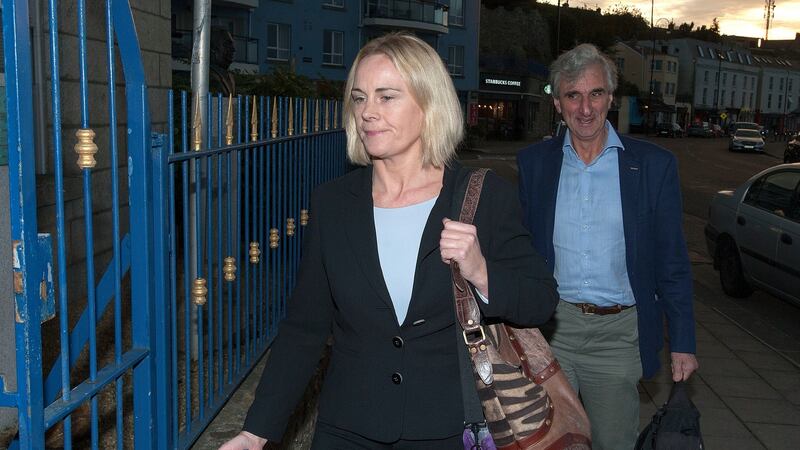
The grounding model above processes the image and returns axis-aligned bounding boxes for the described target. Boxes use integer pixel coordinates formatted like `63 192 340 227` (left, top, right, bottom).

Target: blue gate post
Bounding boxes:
111 1 157 447
151 133 175 448
2 0 46 447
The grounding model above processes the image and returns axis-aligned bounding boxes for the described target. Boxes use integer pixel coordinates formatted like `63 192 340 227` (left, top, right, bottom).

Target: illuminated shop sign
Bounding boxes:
480 73 525 92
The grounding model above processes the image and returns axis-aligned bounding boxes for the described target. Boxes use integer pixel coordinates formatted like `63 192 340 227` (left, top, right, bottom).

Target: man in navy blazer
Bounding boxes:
517 44 698 450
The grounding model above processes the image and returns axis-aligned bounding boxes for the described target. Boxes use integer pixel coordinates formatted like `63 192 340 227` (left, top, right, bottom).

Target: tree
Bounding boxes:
480 4 552 69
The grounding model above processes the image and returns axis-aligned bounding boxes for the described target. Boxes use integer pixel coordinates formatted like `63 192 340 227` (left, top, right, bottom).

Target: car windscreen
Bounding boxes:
735 130 761 138
735 122 759 130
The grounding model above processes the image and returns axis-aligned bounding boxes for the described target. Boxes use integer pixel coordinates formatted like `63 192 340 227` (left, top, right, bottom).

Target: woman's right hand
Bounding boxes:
218 431 268 450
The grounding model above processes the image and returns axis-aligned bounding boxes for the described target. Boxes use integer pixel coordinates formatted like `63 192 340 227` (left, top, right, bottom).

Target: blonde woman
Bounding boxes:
220 33 557 450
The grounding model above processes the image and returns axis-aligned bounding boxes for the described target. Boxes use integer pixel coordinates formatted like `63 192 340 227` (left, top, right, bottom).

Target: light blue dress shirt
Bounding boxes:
374 196 438 325
552 122 636 307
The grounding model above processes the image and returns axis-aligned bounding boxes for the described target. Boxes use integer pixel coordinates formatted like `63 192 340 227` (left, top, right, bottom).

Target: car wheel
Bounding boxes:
718 239 753 297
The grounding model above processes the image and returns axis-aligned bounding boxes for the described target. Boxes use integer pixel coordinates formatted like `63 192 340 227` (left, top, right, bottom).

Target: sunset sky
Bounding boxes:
547 1 800 41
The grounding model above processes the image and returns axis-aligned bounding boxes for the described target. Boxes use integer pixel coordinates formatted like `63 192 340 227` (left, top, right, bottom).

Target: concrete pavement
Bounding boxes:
192 136 800 450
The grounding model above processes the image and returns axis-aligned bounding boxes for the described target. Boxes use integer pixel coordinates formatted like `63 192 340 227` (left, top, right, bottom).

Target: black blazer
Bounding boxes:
243 162 558 442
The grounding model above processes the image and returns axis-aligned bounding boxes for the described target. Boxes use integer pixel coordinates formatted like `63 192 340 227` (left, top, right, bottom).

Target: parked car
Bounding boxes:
786 133 800 163
729 121 760 135
729 129 766 152
705 164 800 303
687 123 712 137
656 122 684 138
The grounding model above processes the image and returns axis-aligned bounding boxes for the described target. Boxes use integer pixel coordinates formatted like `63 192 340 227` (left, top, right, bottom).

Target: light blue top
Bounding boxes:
374 196 438 325
553 122 635 307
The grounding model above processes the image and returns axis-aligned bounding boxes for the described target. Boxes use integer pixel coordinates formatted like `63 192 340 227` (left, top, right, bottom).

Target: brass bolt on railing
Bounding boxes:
75 128 98 169
287 99 295 136
302 98 308 134
286 218 296 237
249 242 261 264
300 209 309 226
225 93 234 146
192 92 202 151
271 98 279 138
333 101 339 128
223 257 236 282
192 278 208 306
250 96 258 142
269 228 280 249
314 99 320 133
324 99 330 131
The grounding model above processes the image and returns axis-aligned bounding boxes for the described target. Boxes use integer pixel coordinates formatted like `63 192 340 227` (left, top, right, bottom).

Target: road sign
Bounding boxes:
720 112 728 120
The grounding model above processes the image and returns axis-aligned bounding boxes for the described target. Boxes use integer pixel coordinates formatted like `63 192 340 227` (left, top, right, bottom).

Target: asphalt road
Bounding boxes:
460 135 800 366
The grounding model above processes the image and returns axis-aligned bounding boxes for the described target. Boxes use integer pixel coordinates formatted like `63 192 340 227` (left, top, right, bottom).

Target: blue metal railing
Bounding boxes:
154 92 346 448
3 0 348 447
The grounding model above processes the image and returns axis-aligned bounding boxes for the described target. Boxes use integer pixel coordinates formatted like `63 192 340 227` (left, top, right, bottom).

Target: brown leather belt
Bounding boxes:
567 302 634 315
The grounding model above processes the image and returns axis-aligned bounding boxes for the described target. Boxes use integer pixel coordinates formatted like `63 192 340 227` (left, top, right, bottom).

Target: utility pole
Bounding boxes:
647 0 654 132
189 0 211 358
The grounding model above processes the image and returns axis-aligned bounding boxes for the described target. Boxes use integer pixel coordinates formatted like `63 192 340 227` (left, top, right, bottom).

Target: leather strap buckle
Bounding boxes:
463 325 487 346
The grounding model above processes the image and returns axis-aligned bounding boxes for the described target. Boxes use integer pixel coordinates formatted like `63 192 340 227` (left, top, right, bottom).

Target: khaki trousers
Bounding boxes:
547 300 643 450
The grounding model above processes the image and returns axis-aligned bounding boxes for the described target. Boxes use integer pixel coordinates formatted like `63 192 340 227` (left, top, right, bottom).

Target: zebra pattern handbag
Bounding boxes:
453 168 592 450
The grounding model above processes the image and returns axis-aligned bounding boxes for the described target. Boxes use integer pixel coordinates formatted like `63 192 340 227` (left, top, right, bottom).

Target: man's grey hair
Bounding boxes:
549 43 618 98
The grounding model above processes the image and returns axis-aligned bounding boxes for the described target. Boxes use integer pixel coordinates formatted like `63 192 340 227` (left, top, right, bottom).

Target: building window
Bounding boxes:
697 46 705 57
722 72 727 85
654 59 662 70
721 90 726 105
702 88 707 104
322 0 344 7
615 57 625 72
751 77 755 90
767 94 772 109
769 77 774 90
449 0 464 27
750 92 754 108
780 77 785 91
267 23 291 61
322 30 344 65
789 79 794 92
447 45 464 77
732 74 737 85
731 91 735 106
708 48 715 59
704 71 709 82
778 95 783 110
741 91 746 106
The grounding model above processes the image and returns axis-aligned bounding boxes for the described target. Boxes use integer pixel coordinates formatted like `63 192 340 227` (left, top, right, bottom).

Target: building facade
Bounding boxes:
642 38 761 125
612 41 680 127
172 0 480 106
751 52 800 134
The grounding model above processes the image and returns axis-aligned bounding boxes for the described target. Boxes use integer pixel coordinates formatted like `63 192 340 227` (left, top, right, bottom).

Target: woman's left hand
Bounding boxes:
440 218 489 296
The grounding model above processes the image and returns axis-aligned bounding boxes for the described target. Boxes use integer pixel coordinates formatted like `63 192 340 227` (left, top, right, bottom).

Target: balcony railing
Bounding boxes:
363 0 449 30
172 29 259 65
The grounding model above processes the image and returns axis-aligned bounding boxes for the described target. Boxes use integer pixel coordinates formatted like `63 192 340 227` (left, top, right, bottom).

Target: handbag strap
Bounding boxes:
450 168 494 384
452 168 488 426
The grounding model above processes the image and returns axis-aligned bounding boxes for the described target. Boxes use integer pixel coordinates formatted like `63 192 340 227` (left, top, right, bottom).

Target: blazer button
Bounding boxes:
392 336 404 348
391 372 403 384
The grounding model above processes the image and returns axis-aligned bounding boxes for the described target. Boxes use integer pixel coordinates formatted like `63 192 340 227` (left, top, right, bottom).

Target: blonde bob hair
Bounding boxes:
343 32 464 167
